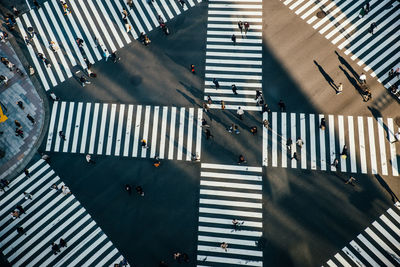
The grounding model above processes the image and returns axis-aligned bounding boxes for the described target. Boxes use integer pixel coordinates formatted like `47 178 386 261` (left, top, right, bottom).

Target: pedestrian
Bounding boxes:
0 75 9 86
202 103 210 113
29 65 35 76
291 152 298 161
41 153 51 163
12 6 20 16
191 153 200 162
227 124 234 133
262 104 271 113
244 22 249 35
17 100 24 109
24 168 30 177
365 2 370 13
232 219 239 231
124 18 132 33
286 138 292 150
220 242 228 252
51 242 60 255
296 137 303 148
127 0 134 8
59 130 66 140
320 118 326 130
11 210 20 220
234 125 240 134
336 83 343 94
178 0 185 7
369 22 377 34
190 64 195 74
80 75 91 87
141 139 148 149
61 185 71 195
205 129 213 139
24 191 33 200
76 37 84 48
231 34 236 45
345 176 356 185
341 145 348 159
33 0 41 9
182 253 189 262
213 78 220 89
359 6 365 18
153 156 161 167
359 72 367 84
238 21 243 34
59 238 67 248
255 90 262 100
263 119 269 128
16 205 25 214
125 184 132 195
174 252 182 262
27 114 35 124
111 52 121 63
231 84 238 95
86 154 95 164
388 69 395 79
256 95 264 106
331 158 339 168
17 226 25 235
15 128 24 138
237 106 244 120
221 100 225 110
391 130 400 143
250 126 257 135
207 95 212 104
201 118 210 128
15 120 22 128
103 49 110 61
237 155 246 165
136 185 144 196
278 99 286 111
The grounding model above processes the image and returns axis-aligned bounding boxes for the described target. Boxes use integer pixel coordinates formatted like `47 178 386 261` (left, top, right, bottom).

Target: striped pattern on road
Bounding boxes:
196 163 263 266
325 202 400 267
205 0 263 111
16 0 202 90
0 159 128 267
45 102 203 161
280 0 400 92
262 112 400 177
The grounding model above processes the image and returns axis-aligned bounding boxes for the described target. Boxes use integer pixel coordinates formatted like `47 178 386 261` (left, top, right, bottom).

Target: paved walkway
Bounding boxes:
0 41 45 180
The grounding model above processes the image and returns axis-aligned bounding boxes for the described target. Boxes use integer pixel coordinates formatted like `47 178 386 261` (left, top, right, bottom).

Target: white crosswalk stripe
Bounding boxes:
45 102 203 161
262 112 400 176
0 159 128 267
205 0 263 110
196 163 263 266
16 0 202 91
326 202 400 267
280 0 400 99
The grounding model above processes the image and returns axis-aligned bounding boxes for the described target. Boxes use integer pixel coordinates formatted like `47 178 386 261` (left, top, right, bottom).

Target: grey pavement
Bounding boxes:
0 41 45 180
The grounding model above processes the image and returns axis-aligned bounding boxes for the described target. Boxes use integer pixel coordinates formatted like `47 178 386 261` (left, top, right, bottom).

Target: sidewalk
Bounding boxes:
0 41 45 180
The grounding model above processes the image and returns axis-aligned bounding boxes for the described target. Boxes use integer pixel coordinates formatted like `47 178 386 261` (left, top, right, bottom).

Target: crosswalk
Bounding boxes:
280 0 400 90
196 163 263 266
0 159 127 267
45 102 203 161
324 202 400 267
262 112 400 177
204 0 263 111
16 0 202 91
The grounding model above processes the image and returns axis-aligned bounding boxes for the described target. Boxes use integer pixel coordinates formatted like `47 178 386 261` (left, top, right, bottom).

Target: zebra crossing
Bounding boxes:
204 0 263 111
279 0 400 90
324 202 400 267
0 159 127 267
262 112 400 177
45 102 203 161
16 0 202 91
196 163 263 266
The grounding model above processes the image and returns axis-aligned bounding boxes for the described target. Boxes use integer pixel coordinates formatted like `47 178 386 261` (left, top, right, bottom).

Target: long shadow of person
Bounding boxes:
313 60 337 91
374 174 399 203
335 50 359 81
339 66 363 97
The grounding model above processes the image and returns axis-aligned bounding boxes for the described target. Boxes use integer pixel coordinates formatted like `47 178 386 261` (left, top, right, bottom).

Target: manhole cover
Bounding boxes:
317 11 326 18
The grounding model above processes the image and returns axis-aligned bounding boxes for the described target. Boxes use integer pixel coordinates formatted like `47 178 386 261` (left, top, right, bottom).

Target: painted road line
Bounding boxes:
88 103 99 154
309 114 316 170
201 171 262 181
207 10 262 16
272 112 277 167
201 163 262 172
348 116 357 173
334 253 351 267
106 104 116 156
199 199 262 209
200 180 262 190
200 189 262 200
357 234 394 267
198 226 262 237
132 0 153 31
199 207 262 218
159 107 168 159
115 104 125 156
205 73 262 80
329 115 336 171
372 221 400 249
387 208 400 223
204 89 259 95
367 117 378 174
116 0 143 36
205 66 262 73
95 0 124 49
208 17 262 22
206 37 262 44
342 246 365 267
365 227 400 264
80 103 92 154
199 217 262 228
141 105 151 158
387 118 399 176
168 107 177 160
358 117 367 173
338 115 346 172
205 59 262 65
132 105 142 157
196 109 203 159
123 105 134 157
186 108 194 161
281 112 287 168
63 102 75 152
150 106 160 158
71 102 83 153
262 112 268 166
300 113 306 169
377 118 388 175
319 114 326 171
196 255 262 266
350 240 378 266
177 107 185 160
103 0 133 42
204 81 262 88
380 214 400 238
97 103 108 155
198 235 258 247
54 101 66 152
197 245 262 257
206 50 262 57
291 113 297 168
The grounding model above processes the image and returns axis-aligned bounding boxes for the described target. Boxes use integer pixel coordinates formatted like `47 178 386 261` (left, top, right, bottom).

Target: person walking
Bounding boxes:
365 2 370 13
341 145 348 159
24 191 33 200
359 6 365 18
203 103 210 113
80 75 91 87
234 125 240 134
220 242 228 252
278 99 286 111
296 137 303 148
111 52 121 63
221 100 226 110
51 242 60 255
17 226 25 235
15 120 22 129
320 118 326 130
231 34 236 45
331 158 339 168
237 107 244 120
86 154 95 164
231 84 238 95
262 104 271 113
207 95 212 105
244 22 250 35
238 21 243 35
153 156 161 167
27 114 35 124
286 138 292 151
369 22 377 34
125 184 132 195
205 129 213 139
213 78 220 89
103 48 110 61
59 238 67 248
336 83 343 94
237 155 246 164
291 152 298 161
263 119 269 129
24 168 30 177
190 64 195 74
136 186 144 196
391 130 400 143
59 130 66 141
250 126 257 135
16 205 25 214
345 176 356 185
141 139 148 149
359 72 367 84
201 118 210 128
